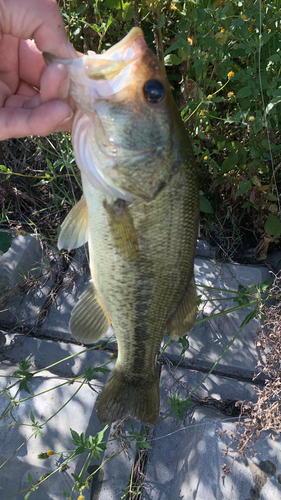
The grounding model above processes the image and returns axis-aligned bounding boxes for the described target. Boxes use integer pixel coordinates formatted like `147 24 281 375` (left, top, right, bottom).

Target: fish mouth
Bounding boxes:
44 28 146 82
44 28 147 106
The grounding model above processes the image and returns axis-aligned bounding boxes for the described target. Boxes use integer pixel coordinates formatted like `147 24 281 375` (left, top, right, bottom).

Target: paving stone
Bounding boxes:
0 278 54 332
195 238 216 258
39 247 89 341
143 366 281 500
0 333 115 379
0 235 58 332
159 364 259 414
162 257 271 380
0 233 43 288
0 361 109 500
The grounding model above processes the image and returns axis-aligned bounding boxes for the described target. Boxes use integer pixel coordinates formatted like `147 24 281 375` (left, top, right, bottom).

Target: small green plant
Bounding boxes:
168 393 193 423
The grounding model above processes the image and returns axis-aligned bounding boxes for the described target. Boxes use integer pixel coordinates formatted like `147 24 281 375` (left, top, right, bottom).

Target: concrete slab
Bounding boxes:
143 366 281 500
159 364 259 415
0 235 58 332
39 247 90 341
0 362 108 500
143 405 281 500
0 338 137 500
0 333 115 379
162 257 271 380
0 233 43 289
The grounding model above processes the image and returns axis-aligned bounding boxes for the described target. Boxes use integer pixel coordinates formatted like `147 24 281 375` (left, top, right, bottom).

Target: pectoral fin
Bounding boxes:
70 282 111 343
166 274 197 339
58 197 88 251
103 199 139 260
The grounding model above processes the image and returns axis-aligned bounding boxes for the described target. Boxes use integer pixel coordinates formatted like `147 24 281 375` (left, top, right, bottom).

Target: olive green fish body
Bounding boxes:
82 156 197 423
56 28 199 425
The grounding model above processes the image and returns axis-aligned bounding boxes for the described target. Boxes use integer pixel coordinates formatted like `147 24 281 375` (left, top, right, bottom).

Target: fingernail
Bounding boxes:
58 109 74 127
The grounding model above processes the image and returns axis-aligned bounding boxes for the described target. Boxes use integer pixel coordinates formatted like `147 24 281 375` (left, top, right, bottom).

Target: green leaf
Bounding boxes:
19 379 31 394
0 231 13 256
71 473 85 485
240 308 258 329
233 284 249 306
154 12 165 29
164 39 182 57
27 473 34 485
77 4 86 14
235 180 251 199
103 0 122 7
178 335 189 355
93 367 110 374
264 214 281 237
259 278 274 292
164 54 183 66
221 152 239 173
30 408 35 424
199 195 213 214
24 493 32 500
236 87 252 98
137 441 152 450
122 2 134 21
265 96 281 116
70 429 80 445
267 54 280 62
74 446 86 456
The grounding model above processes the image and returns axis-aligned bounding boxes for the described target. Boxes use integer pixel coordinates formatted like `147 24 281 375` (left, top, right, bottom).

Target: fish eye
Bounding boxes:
143 79 165 104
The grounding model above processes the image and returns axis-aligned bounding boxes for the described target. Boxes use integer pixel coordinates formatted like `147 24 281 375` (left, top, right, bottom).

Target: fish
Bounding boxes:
46 27 199 426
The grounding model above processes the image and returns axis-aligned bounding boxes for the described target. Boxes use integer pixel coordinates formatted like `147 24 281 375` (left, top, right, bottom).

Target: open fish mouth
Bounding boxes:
44 28 146 101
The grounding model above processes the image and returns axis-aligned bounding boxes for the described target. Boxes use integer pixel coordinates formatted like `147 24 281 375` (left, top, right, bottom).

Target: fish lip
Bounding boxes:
43 27 146 70
102 27 146 59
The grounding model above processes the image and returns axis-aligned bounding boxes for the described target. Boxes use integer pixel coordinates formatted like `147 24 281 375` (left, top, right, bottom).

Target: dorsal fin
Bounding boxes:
166 274 197 339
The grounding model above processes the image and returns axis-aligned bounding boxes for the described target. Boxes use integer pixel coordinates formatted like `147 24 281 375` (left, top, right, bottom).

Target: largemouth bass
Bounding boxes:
47 28 198 425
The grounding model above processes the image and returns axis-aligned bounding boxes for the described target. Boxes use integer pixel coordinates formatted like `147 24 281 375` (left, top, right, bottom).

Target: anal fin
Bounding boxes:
166 274 197 340
58 197 88 251
70 281 111 343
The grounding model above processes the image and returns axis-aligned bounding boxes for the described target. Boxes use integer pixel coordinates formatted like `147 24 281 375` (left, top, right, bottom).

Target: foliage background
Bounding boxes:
1 0 281 261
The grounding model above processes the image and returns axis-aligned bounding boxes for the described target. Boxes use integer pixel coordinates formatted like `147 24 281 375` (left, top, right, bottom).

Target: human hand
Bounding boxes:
0 0 77 140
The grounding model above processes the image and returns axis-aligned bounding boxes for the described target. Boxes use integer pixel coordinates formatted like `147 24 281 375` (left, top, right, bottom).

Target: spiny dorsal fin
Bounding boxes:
166 274 197 339
58 197 88 251
70 281 111 343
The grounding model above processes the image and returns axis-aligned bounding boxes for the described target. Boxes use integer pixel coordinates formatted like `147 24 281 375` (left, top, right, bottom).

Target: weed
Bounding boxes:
223 272 281 466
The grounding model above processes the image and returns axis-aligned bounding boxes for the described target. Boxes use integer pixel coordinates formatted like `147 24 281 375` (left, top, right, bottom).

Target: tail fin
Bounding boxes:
97 369 159 426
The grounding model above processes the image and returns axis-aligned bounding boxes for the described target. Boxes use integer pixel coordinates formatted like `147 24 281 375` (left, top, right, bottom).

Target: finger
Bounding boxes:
0 34 19 93
40 63 70 102
0 0 77 59
0 100 74 140
18 39 46 88
4 81 39 108
0 80 12 106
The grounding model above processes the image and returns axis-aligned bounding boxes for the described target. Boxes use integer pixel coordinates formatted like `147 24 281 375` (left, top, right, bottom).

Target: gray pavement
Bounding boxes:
0 233 280 500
